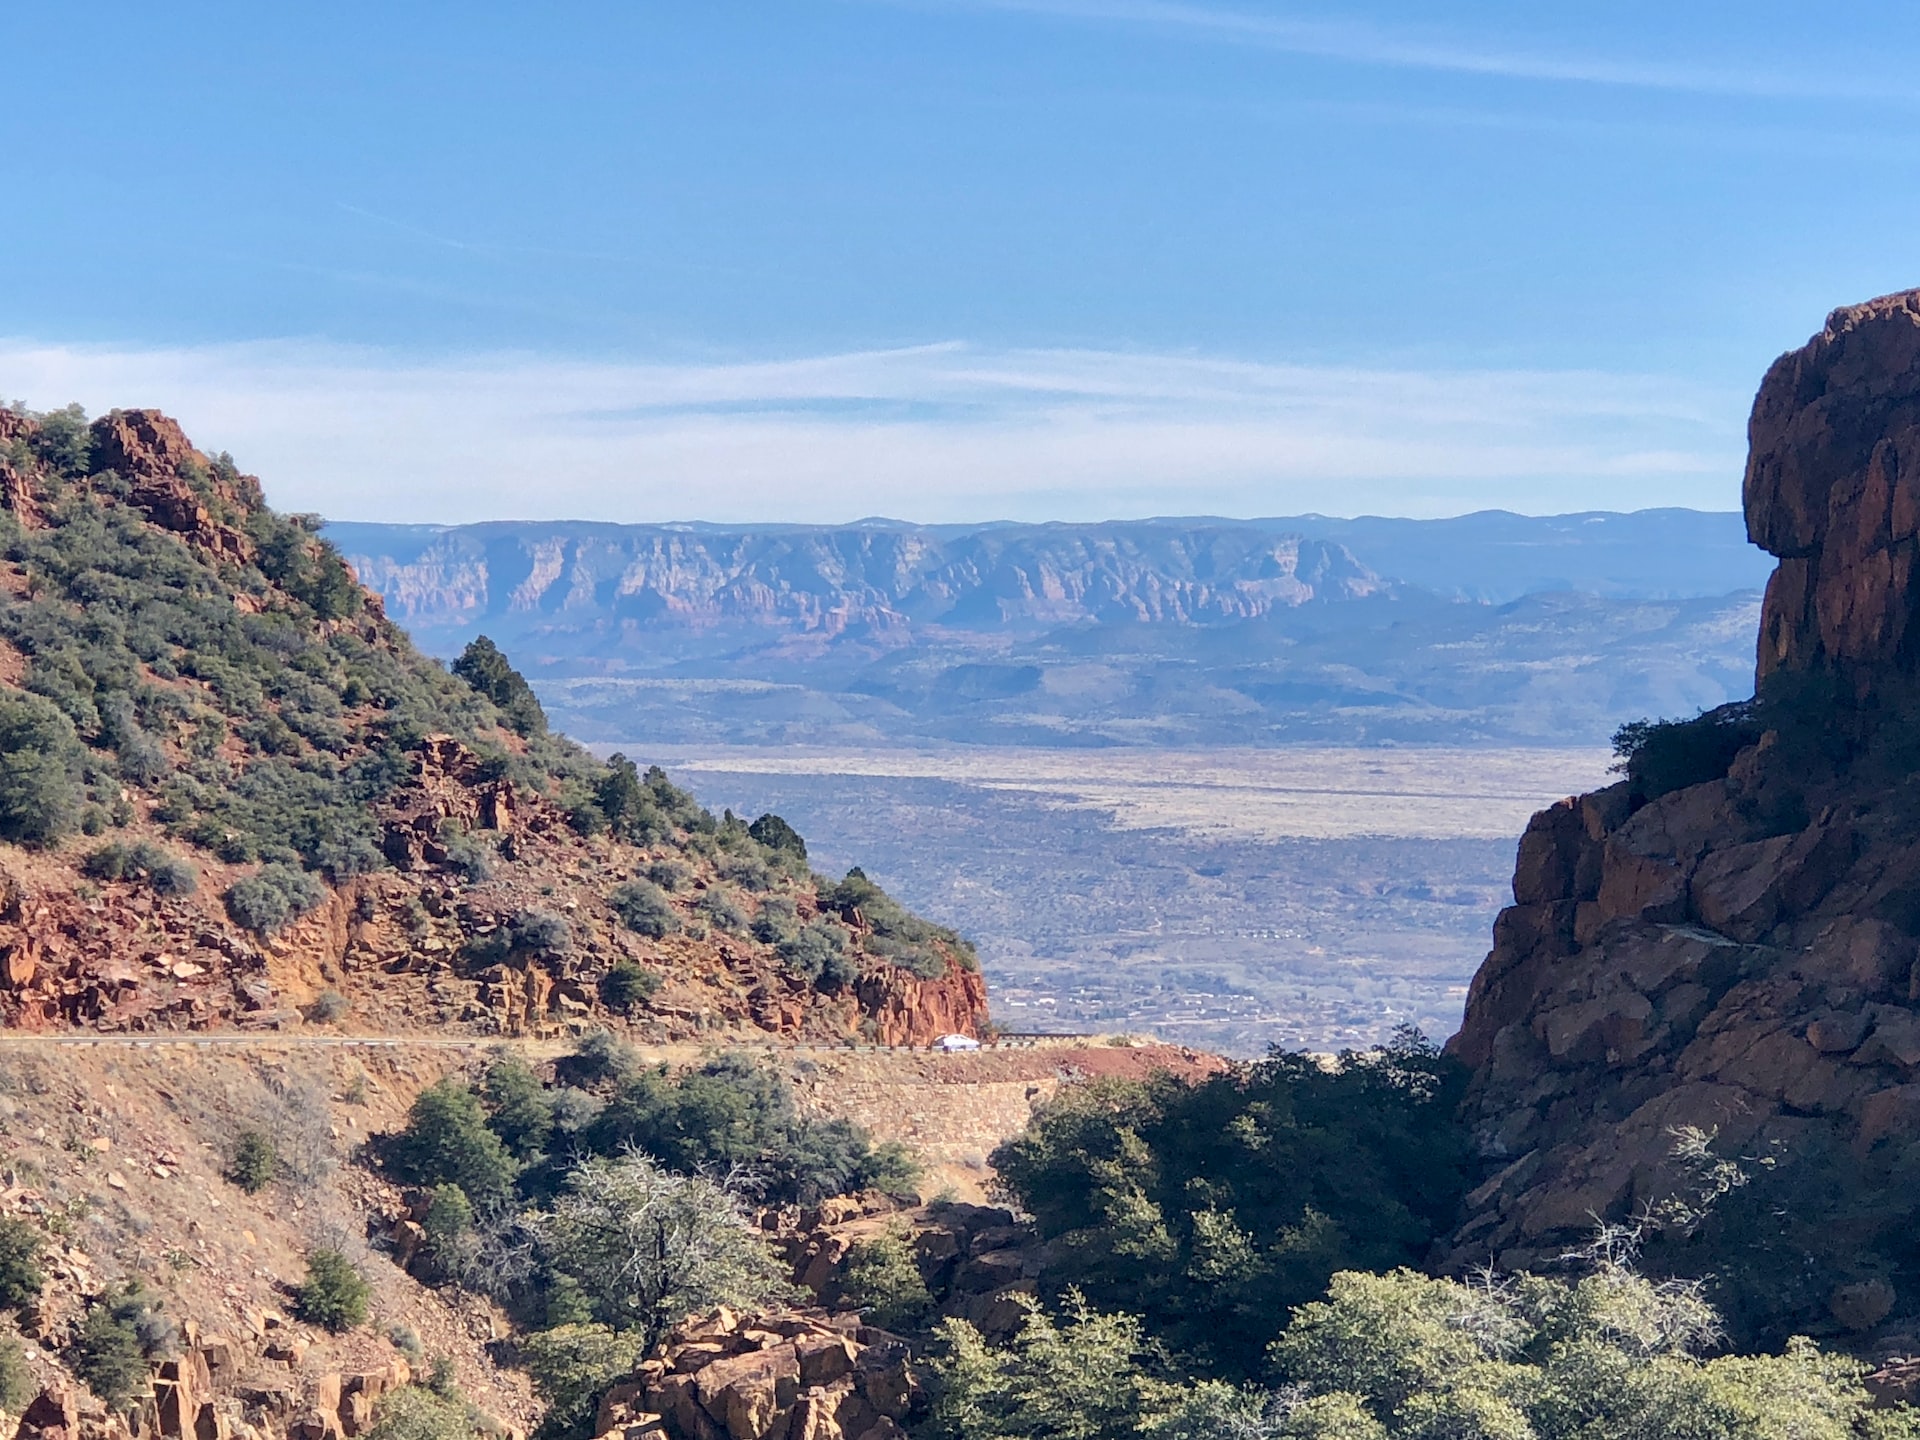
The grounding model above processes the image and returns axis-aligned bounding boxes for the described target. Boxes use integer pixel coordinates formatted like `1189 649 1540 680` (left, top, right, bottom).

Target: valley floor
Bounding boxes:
638 744 1615 1054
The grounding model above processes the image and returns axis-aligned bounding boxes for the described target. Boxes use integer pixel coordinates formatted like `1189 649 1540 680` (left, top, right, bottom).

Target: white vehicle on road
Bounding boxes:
933 1033 982 1052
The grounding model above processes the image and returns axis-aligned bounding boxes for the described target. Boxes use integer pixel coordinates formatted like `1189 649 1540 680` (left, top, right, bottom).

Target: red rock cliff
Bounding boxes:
1447 292 1920 1302
1747 292 1920 688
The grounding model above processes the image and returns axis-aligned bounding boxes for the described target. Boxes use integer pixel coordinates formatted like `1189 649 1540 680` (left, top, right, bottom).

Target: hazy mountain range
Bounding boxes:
328 510 1772 747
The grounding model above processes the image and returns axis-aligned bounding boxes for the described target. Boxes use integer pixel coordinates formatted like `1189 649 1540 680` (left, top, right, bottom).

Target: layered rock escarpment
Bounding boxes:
1446 292 1920 1314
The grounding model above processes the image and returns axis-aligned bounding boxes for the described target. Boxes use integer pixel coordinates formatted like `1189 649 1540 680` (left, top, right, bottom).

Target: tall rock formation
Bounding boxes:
1447 291 1920 1341
1746 290 1920 689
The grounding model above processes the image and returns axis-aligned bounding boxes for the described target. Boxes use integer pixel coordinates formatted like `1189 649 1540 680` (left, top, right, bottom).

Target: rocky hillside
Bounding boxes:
0 405 984 1046
1446 289 1920 1347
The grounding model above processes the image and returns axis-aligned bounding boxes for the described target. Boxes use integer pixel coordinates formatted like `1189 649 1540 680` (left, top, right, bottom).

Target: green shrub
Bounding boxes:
923 1295 1155 1440
511 909 571 958
696 886 750 934
778 919 856 988
71 1303 147 1408
556 1031 640 1088
591 760 706 852
387 1323 426 1365
441 832 492 883
608 881 678 938
644 859 690 892
747 812 807 860
309 987 350 1023
70 1283 171 1408
295 1247 370 1333
366 1386 474 1440
583 1052 911 1205
224 863 326 934
0 1218 44 1311
751 896 799 945
387 1081 519 1209
598 961 661 1015
839 1225 933 1331
227 1130 278 1193
0 691 83 845
0 1334 32 1414
717 851 774 893
520 1323 646 1440
451 636 546 737
81 839 197 895
485 1055 555 1160
25 404 92 478
422 1184 475 1257
1611 702 1764 802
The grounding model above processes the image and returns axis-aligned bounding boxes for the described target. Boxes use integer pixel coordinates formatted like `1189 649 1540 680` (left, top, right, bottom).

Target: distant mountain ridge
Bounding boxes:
328 520 1395 643
327 510 1770 747
329 510 1768 649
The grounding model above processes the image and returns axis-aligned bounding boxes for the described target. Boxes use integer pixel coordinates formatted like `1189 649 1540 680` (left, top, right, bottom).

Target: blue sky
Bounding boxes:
6 2 1920 523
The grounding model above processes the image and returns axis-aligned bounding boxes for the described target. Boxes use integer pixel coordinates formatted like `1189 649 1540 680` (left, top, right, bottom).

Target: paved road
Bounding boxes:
0 1031 1105 1054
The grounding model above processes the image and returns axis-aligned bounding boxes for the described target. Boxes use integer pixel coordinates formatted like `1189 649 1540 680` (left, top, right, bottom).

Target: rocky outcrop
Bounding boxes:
9 1301 425 1440
771 1191 1046 1344
599 1309 917 1440
1746 292 1920 689
855 962 987 1050
1447 292 1920 1324
88 410 261 565
377 735 531 872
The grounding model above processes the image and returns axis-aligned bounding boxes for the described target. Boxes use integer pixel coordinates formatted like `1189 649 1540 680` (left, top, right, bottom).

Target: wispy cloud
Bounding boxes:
894 0 1887 102
0 338 1744 524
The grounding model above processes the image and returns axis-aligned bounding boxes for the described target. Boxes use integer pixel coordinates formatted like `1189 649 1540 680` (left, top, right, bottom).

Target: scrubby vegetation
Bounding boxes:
295 1247 371 1333
840 1224 935 1331
370 1041 923 1437
80 838 197 895
822 866 977 978
450 636 546 738
923 1034 1920 1438
925 1263 1920 1440
0 1218 44 1313
991 1028 1470 1383
384 1044 918 1225
366 1385 480 1440
0 1334 32 1414
71 1282 174 1408
223 862 326 934
597 960 660 1014
0 691 83 846
607 880 677 938
226 1129 278 1193
1612 702 1765 802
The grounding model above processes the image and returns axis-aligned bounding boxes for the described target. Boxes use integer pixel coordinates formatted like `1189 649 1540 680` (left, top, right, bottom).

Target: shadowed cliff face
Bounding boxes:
1447 290 1920 1346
